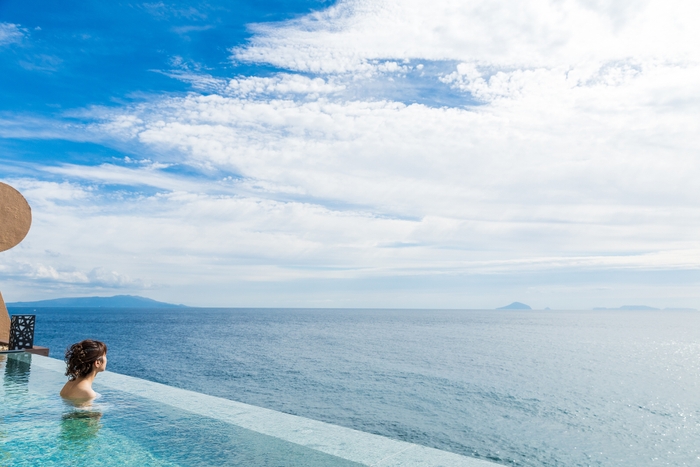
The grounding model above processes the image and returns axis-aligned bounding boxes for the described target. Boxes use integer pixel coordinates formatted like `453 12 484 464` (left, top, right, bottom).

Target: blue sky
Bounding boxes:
1 0 700 308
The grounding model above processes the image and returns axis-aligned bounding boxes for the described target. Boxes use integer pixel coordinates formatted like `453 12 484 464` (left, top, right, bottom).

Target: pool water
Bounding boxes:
1 353 365 467
0 353 494 466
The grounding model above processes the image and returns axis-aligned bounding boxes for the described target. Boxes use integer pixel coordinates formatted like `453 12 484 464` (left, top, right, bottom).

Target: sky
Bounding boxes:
1 0 699 309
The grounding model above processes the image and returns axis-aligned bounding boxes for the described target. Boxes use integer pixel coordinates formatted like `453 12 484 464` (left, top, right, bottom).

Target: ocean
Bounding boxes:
14 307 700 466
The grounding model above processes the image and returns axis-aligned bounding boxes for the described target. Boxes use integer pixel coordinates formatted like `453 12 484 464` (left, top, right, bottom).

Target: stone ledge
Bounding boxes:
0 339 49 356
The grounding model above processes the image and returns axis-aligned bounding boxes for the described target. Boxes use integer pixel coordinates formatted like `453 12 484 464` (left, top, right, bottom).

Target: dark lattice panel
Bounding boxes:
9 315 35 350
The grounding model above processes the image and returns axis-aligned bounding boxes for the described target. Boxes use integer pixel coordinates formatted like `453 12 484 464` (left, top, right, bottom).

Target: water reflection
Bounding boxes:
59 393 105 457
3 352 31 389
60 410 103 448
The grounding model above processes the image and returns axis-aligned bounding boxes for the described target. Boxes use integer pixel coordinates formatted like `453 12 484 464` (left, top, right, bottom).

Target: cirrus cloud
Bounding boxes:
0 22 25 46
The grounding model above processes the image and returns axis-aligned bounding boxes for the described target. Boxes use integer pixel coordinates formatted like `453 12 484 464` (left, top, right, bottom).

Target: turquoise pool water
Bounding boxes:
0 353 495 466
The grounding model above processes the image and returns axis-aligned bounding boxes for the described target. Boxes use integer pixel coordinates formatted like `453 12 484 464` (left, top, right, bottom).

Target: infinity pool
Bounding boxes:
1 353 496 466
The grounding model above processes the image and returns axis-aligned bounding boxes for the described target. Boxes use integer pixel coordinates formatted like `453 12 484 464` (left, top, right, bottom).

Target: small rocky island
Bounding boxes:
496 302 532 310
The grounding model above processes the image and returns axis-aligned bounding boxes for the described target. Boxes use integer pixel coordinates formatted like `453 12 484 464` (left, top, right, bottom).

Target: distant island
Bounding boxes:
7 295 186 308
497 302 532 310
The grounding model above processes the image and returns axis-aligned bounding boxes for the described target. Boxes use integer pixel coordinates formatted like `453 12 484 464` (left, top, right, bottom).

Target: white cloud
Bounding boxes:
8 176 698 283
19 81 700 254
0 260 145 288
43 163 190 192
94 82 700 212
226 74 345 98
0 23 24 46
82 12 700 285
86 267 146 287
233 0 700 74
0 114 88 141
3 170 699 306
157 70 228 93
160 70 347 98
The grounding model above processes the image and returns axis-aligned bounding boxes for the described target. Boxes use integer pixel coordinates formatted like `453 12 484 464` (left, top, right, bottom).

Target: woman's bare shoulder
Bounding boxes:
60 381 97 401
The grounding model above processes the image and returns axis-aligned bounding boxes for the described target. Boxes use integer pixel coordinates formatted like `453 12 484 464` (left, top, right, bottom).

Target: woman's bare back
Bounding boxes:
60 378 98 401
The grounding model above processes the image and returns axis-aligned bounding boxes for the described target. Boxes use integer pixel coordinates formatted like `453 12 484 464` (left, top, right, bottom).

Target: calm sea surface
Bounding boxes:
13 308 700 466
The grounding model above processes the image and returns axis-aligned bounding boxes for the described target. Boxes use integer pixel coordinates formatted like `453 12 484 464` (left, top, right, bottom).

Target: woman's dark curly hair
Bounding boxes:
64 340 107 381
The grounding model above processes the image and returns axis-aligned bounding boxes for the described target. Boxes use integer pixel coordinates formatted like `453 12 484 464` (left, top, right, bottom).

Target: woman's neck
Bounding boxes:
76 371 98 385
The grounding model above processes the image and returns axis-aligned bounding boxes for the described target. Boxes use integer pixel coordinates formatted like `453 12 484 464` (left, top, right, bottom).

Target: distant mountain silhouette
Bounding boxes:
497 302 532 310
7 295 186 308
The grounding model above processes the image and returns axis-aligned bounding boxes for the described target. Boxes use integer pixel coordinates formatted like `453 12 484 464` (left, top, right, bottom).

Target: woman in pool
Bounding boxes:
60 339 108 401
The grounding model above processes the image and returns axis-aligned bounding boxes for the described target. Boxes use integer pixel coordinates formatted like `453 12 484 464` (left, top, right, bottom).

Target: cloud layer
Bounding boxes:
3 0 700 307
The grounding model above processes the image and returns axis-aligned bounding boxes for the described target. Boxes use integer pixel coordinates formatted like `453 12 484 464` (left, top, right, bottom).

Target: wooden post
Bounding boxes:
0 291 9 343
